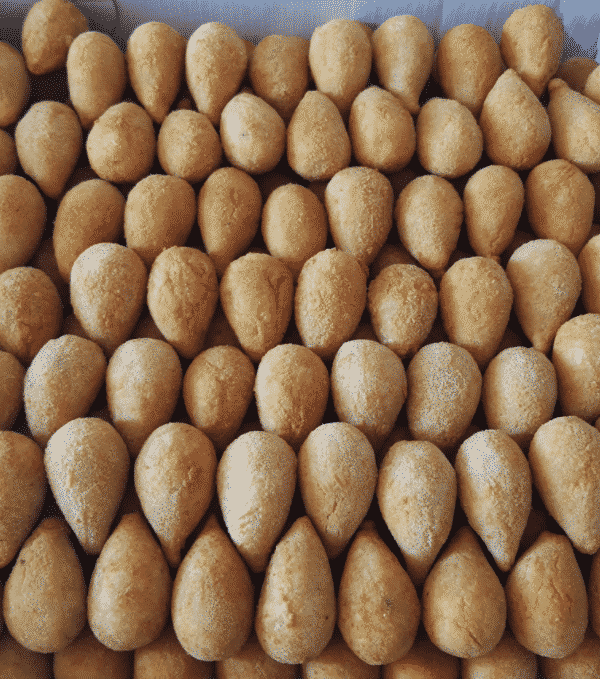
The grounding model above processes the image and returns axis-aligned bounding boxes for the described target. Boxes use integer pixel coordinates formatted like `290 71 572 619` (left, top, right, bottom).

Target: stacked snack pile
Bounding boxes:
2 0 600 676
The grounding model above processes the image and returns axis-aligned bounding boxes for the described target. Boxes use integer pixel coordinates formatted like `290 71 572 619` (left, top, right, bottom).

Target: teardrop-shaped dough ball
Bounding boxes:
295 249 367 360
249 35 309 123
0 267 62 365
506 531 588 659
124 174 196 268
0 350 24 430
416 98 483 178
547 78 600 174
461 631 538 679
24 334 106 447
303 638 379 679
506 239 581 354
71 243 147 355
88 513 171 651
456 430 531 571
372 15 434 115
0 42 30 127
86 102 156 184
349 86 416 173
557 56 598 93
299 423 377 559
67 31 126 130
377 439 456 584
134 624 213 679
21 0 87 75
217 431 296 572
368 263 438 360
172 514 254 661
183 345 255 450
0 630 52 678
325 167 393 267
54 179 125 283
127 22 186 124
220 252 294 362
287 90 351 181
526 159 593 256
407 342 482 451
135 422 216 568
0 431 46 568
0 174 46 276
436 23 503 117
186 22 247 126
423 526 506 658
396 175 463 273
158 109 222 184
529 416 600 554
309 19 371 118
479 69 551 170
255 344 329 451
45 418 129 554
15 101 82 199
106 338 182 456
261 183 328 281
147 246 218 359
4 518 86 653
463 165 524 260
553 313 600 422
338 521 420 665
540 630 600 679
54 625 132 679
482 347 557 449
500 4 564 98
440 257 513 368
255 516 336 664
331 340 407 452
198 167 262 278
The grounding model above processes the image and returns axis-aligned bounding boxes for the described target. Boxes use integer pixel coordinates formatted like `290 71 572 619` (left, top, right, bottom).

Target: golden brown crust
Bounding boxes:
88 512 172 651
135 422 216 567
185 22 247 126
0 175 46 276
54 626 132 679
0 267 62 365
3 517 86 653
24 334 106 447
295 248 367 360
325 167 393 266
506 531 588 659
44 417 129 554
0 350 24 430
15 101 83 199
67 31 127 130
287 90 351 181
217 430 296 572
198 167 262 277
0 130 17 176
383 637 460 679
254 343 329 450
0 42 30 127
423 526 506 658
127 22 186 124
106 338 182 456
303 638 379 679
86 102 156 184
377 439 456 584
217 636 297 679
479 69 551 170
461 631 537 679
0 431 46 568
21 0 88 75
255 516 335 664
54 179 125 282
338 521 420 665
172 514 254 661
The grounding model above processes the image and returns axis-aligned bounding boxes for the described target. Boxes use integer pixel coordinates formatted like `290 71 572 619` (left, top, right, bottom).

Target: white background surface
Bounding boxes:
2 0 600 59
